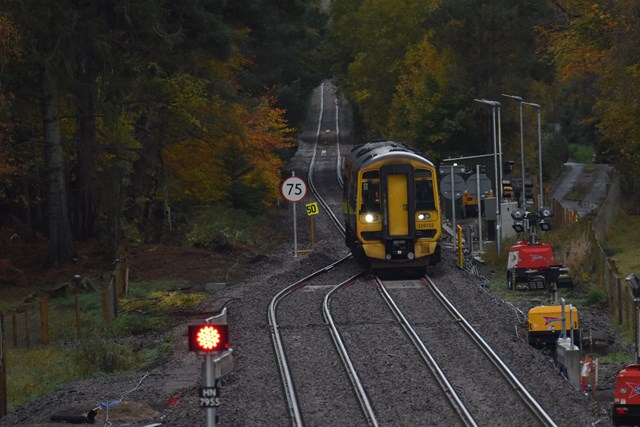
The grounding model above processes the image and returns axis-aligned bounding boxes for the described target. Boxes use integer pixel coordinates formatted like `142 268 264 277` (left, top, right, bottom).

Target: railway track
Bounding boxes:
269 80 561 426
377 275 558 426
269 80 370 426
268 256 364 425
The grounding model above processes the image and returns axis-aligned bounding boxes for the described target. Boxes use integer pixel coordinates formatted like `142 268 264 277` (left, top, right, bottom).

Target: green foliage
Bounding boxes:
329 0 560 160
108 314 172 337
599 352 635 365
74 339 142 375
603 212 640 276
3 278 209 409
0 0 320 246
569 143 595 163
542 133 571 184
185 205 262 251
121 221 145 245
586 287 607 306
7 347 84 410
541 0 640 173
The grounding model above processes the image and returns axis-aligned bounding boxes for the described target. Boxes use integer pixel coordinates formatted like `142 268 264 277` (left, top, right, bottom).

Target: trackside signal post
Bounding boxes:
188 307 233 427
281 172 307 257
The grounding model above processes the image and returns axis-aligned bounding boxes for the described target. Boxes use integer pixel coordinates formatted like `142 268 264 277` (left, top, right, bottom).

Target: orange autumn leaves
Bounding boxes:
162 75 294 207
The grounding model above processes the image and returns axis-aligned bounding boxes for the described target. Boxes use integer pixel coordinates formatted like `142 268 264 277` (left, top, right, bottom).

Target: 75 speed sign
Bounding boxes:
281 176 307 202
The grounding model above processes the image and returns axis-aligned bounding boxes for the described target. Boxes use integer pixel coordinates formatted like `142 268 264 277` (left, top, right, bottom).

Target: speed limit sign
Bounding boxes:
281 176 307 202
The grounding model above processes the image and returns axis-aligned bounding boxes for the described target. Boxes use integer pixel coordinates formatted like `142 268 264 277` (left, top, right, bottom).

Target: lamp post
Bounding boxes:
502 94 526 208
474 98 501 253
522 101 542 208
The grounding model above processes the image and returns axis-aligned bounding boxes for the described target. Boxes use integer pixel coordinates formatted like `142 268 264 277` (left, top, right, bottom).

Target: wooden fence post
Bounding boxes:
617 276 623 325
116 244 129 297
11 312 16 348
75 297 81 338
25 310 30 349
39 298 49 346
607 261 615 319
599 251 605 290
1 312 7 417
102 283 111 323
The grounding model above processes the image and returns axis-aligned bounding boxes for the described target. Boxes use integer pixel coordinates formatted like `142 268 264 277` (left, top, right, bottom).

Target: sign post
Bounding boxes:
439 164 465 240
305 202 319 246
189 308 233 427
281 172 307 257
467 166 492 252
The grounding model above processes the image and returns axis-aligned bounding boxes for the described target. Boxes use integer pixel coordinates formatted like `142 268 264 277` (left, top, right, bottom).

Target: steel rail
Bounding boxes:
307 80 346 236
322 273 377 427
268 254 353 427
334 87 344 188
373 277 478 427
269 80 355 427
422 275 558 427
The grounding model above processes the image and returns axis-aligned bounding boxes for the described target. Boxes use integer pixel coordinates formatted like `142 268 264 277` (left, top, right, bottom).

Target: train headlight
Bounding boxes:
364 213 378 223
417 212 430 220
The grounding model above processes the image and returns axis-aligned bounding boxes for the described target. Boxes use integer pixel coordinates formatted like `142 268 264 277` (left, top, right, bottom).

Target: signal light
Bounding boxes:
188 324 229 352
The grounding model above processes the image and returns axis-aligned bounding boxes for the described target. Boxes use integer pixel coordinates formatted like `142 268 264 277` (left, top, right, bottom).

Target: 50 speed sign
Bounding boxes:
281 176 307 202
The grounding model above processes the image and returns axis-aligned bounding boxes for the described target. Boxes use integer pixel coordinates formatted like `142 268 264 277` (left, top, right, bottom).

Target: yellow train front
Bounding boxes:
342 140 442 271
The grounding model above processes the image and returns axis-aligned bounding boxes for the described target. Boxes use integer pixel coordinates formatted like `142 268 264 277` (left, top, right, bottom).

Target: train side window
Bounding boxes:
416 179 435 210
361 180 381 212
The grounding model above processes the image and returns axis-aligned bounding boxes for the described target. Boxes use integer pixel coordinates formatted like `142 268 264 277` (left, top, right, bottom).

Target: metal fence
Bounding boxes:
549 176 637 334
2 259 126 350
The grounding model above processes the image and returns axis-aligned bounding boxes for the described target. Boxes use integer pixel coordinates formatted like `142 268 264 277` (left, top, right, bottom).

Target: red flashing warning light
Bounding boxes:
188 324 229 352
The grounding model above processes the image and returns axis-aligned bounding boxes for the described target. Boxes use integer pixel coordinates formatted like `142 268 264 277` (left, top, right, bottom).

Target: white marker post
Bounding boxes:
281 172 307 257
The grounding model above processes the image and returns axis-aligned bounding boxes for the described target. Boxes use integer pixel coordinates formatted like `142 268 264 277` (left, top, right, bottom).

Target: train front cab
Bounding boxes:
350 162 441 269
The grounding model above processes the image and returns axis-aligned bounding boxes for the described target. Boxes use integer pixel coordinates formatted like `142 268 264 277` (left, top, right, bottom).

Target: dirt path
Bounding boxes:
549 162 612 217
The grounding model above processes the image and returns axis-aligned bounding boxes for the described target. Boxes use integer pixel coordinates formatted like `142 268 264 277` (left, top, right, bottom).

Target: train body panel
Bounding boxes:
342 140 441 270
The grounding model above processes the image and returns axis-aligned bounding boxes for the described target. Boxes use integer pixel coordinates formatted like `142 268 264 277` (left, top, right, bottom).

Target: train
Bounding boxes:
342 140 442 271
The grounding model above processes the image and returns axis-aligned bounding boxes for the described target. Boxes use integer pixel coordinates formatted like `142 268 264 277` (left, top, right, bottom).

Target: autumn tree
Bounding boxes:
0 13 21 201
388 34 468 158
1 0 80 266
329 0 440 137
542 0 640 210
0 0 320 264
161 56 294 215
329 0 557 164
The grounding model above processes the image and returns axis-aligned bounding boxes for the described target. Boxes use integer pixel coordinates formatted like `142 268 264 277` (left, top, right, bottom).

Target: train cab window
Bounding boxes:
415 169 435 210
361 180 381 212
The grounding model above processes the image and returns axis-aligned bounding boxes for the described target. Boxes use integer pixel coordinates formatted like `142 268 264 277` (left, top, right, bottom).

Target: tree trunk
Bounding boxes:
75 63 98 240
42 67 76 267
127 110 163 236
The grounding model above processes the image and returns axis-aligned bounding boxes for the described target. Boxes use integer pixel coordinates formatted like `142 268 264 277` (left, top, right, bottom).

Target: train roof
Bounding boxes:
345 140 434 170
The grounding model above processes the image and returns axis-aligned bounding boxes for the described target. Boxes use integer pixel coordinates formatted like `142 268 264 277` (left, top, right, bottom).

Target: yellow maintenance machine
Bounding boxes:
527 304 580 347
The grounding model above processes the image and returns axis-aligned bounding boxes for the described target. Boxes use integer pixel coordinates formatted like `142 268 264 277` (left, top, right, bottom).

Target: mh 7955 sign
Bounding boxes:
281 176 307 202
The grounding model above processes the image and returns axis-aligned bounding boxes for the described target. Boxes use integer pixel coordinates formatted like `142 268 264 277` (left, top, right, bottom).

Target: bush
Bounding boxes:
109 314 171 336
74 339 141 374
586 287 607 306
185 205 262 251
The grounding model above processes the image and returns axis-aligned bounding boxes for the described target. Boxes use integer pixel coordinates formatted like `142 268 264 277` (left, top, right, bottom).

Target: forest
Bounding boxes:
1 0 639 267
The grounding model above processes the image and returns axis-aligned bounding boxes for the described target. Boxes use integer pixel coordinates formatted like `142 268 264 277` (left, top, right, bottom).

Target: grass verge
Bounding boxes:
4 279 206 411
